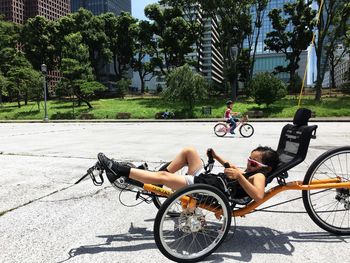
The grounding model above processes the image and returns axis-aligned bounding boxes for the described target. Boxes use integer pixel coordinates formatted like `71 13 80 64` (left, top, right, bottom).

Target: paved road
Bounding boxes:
0 122 349 263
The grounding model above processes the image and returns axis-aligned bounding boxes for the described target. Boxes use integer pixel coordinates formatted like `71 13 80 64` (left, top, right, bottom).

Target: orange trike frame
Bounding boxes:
143 177 350 217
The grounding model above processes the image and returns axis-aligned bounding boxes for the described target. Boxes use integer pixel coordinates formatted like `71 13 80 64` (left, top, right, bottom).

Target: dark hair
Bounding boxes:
252 146 279 173
226 100 233 106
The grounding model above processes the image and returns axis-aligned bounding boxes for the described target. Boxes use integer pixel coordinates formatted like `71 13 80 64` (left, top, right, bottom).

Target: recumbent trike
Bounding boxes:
77 108 350 262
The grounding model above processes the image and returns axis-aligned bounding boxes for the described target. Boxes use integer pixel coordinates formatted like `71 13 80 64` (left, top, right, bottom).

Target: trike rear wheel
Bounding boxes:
154 184 232 262
239 123 254 138
214 123 228 137
302 146 350 235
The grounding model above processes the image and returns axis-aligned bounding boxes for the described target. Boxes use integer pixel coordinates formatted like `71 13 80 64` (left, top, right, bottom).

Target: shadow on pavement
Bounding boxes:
208 226 350 262
58 223 350 263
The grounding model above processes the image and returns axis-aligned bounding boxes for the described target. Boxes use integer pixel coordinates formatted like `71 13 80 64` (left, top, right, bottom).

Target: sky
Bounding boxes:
132 0 159 20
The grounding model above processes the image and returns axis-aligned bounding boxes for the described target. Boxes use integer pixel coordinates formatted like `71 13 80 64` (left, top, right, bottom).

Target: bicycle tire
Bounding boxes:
239 123 254 138
302 146 350 235
154 184 232 262
214 123 228 137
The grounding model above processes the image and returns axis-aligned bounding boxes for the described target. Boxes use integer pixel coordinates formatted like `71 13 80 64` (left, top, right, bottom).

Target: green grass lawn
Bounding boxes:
0 95 349 120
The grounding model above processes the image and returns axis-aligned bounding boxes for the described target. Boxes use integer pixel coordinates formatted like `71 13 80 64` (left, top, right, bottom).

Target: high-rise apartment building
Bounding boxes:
0 0 25 24
199 16 224 84
151 3 223 90
246 0 308 83
0 0 70 24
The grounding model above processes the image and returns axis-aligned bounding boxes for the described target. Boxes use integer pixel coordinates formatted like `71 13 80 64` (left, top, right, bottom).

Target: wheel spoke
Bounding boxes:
155 185 231 261
304 147 350 234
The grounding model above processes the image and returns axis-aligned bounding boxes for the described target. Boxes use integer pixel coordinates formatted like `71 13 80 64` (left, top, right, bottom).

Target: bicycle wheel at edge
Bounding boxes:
214 123 228 137
302 146 350 235
239 123 254 138
154 184 232 262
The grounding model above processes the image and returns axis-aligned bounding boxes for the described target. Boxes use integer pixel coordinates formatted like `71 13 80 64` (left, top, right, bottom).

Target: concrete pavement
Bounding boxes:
0 122 349 263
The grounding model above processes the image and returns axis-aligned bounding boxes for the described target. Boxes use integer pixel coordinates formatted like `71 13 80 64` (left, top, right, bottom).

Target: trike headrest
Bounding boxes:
293 108 311 126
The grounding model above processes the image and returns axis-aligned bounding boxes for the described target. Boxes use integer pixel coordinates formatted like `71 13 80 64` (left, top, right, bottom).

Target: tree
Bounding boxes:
101 12 137 82
59 33 106 108
342 25 350 94
0 72 8 104
264 0 316 93
6 53 41 108
21 16 56 71
70 9 112 81
144 4 200 74
160 0 204 71
0 19 19 52
163 64 208 117
0 46 39 107
247 72 287 107
246 0 268 80
313 0 350 101
132 20 158 93
201 0 253 100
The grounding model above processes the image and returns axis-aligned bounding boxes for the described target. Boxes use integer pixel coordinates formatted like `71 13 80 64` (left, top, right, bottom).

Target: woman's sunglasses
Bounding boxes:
247 157 268 168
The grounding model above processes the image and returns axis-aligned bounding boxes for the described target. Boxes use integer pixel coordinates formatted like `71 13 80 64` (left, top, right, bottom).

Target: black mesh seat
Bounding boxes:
265 108 317 185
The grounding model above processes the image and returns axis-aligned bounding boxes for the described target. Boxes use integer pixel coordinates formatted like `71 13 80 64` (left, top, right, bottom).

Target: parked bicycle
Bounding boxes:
214 113 254 137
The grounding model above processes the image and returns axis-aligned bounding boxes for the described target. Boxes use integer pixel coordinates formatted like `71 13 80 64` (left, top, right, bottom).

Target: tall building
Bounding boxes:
151 3 223 91
0 0 25 24
0 1 71 91
71 0 132 89
71 0 131 15
0 0 71 24
199 16 224 84
245 0 309 83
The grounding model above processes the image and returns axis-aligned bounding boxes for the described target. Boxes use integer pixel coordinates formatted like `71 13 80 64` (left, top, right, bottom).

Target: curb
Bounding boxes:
0 118 350 123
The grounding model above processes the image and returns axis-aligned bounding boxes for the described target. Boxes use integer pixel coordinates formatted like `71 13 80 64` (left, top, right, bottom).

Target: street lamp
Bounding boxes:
41 64 48 122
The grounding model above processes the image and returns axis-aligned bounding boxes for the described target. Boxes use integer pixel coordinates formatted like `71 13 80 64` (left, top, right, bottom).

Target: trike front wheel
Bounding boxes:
154 184 232 262
302 146 350 235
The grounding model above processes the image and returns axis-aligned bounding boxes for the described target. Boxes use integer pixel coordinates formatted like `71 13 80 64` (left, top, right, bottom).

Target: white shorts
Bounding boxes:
184 166 205 185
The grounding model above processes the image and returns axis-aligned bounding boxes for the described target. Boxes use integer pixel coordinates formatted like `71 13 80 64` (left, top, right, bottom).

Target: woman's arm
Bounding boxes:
224 168 266 201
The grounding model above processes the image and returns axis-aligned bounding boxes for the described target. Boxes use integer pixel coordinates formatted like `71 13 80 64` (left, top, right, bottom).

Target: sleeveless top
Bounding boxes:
233 171 267 198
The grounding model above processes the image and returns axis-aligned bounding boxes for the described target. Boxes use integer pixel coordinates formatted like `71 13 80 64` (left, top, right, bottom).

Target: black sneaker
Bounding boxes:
97 153 121 183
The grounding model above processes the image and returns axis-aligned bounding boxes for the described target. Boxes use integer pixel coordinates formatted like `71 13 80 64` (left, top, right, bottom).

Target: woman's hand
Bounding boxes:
224 167 243 180
207 148 217 159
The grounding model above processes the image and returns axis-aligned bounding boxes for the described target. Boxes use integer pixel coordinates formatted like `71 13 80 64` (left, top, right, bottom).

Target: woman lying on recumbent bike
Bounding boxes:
97 146 279 202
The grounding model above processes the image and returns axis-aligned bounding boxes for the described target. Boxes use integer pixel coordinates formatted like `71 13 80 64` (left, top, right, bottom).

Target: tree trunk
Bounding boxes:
140 72 145 94
314 46 323 101
17 95 21 108
24 92 28 105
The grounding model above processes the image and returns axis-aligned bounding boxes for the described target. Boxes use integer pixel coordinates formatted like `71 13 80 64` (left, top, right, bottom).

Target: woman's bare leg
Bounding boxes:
166 147 203 174
129 169 187 190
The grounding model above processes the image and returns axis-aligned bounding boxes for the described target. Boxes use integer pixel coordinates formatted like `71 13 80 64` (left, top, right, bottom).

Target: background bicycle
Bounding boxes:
214 113 254 137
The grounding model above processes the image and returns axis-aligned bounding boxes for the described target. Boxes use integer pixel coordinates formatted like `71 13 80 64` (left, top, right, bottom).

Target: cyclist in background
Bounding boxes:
225 100 236 134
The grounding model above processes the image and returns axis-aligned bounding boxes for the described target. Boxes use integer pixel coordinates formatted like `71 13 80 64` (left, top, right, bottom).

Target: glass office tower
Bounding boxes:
246 0 308 83
71 0 131 15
